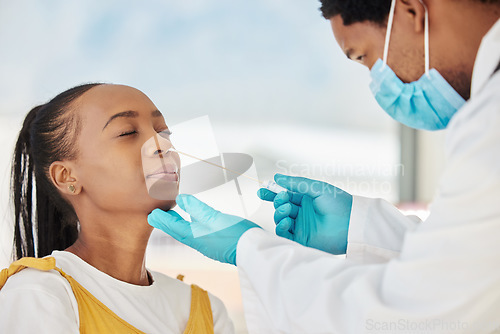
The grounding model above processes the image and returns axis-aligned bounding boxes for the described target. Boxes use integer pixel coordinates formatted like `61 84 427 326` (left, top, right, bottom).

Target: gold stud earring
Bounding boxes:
68 184 76 194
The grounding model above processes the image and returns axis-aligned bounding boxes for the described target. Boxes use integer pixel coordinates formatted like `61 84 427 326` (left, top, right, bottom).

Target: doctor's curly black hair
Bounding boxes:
318 0 499 25
318 0 391 25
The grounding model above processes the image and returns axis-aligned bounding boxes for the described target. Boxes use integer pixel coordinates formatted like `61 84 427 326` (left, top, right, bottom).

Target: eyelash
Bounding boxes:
118 129 171 137
119 130 137 137
356 55 365 62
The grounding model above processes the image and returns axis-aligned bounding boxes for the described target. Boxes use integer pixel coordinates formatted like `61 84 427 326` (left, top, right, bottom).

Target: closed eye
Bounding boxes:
119 130 138 137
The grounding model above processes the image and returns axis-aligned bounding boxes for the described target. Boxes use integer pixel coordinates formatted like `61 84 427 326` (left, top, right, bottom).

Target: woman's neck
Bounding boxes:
65 213 154 286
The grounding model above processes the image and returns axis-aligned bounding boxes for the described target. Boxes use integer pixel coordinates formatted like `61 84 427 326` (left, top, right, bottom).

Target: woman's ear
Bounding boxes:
49 161 81 195
399 0 427 33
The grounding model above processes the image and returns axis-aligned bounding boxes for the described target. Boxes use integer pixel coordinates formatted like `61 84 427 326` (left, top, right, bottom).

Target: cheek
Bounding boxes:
78 141 179 213
86 154 141 184
79 150 148 203
386 21 426 83
387 41 425 83
367 44 384 69
366 32 386 69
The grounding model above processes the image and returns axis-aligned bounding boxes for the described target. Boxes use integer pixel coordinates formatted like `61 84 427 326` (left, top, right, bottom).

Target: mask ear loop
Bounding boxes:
419 0 430 77
382 0 397 69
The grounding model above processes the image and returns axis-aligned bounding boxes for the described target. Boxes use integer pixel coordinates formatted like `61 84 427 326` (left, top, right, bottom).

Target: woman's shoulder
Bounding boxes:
0 258 80 331
1 258 75 298
0 257 78 316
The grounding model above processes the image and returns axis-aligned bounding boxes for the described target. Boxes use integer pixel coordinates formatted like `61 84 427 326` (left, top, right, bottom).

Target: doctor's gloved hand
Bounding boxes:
257 174 353 255
148 194 261 266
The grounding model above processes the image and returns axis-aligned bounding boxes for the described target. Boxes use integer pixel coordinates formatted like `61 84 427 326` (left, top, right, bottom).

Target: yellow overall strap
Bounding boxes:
183 284 215 334
0 257 146 334
52 267 147 333
0 257 56 289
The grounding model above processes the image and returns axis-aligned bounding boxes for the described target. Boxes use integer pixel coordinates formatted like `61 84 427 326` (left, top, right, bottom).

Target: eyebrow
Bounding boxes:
102 109 163 131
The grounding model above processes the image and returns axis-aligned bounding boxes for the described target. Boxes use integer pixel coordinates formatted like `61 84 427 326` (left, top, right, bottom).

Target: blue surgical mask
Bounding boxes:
369 0 466 131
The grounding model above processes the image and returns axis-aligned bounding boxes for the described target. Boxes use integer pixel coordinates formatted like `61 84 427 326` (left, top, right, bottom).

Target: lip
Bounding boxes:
148 171 179 182
147 165 179 181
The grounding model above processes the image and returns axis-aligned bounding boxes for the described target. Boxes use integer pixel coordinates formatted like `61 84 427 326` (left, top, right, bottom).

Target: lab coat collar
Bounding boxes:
471 18 500 97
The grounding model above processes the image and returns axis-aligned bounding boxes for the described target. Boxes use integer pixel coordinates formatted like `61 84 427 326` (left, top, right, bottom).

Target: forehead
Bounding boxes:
330 15 385 55
76 84 157 120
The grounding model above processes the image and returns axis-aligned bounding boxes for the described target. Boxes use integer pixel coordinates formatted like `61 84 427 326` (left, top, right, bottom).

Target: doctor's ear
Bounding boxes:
49 161 81 196
399 0 427 33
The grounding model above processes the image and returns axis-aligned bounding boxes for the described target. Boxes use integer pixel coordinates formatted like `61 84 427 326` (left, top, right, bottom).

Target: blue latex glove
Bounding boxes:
148 194 261 265
257 174 353 254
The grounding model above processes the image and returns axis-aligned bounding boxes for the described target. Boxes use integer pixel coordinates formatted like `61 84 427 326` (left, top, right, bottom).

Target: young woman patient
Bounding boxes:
0 83 235 333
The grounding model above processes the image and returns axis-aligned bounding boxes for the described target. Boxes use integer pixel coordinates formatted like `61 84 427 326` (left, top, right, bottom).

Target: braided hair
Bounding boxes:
11 83 103 260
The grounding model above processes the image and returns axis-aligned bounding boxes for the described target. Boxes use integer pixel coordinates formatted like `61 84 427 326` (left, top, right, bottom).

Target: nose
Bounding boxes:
153 134 174 157
142 132 174 158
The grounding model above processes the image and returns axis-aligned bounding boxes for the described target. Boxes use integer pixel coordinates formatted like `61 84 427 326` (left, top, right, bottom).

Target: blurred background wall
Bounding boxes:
0 1 445 332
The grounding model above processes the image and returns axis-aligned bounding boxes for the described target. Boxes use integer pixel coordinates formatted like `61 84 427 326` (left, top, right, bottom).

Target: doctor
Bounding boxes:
149 0 500 332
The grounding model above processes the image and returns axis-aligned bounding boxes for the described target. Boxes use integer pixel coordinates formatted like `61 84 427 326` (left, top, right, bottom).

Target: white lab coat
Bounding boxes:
236 19 500 334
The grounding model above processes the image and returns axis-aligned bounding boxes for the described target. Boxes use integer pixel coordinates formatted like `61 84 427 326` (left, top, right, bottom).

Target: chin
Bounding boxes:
156 199 177 212
145 194 178 212
143 178 180 212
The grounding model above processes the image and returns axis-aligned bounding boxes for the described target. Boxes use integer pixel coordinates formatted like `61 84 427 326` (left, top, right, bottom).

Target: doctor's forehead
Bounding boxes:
329 15 385 62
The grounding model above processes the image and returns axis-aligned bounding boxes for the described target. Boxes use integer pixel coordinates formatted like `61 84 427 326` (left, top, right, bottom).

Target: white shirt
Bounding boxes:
236 19 500 334
0 250 235 334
